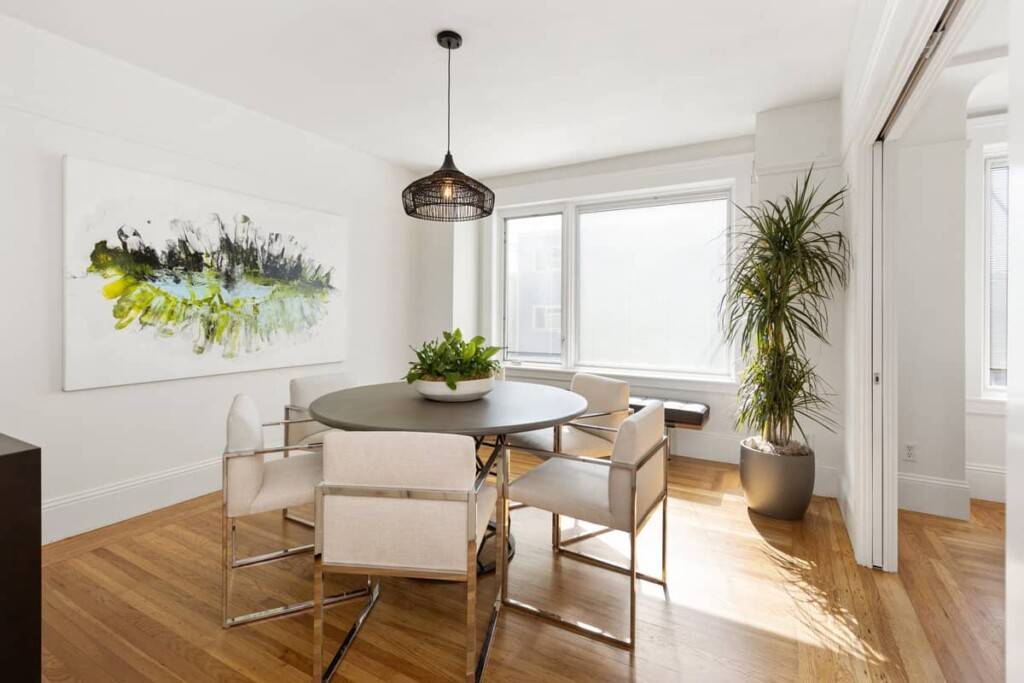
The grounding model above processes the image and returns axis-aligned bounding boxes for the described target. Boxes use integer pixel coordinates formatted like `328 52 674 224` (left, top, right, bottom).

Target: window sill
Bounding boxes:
503 363 739 396
966 396 1007 416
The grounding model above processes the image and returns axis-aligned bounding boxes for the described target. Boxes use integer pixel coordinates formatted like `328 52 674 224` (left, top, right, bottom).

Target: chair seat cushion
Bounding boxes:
509 458 621 530
248 451 322 516
508 425 614 458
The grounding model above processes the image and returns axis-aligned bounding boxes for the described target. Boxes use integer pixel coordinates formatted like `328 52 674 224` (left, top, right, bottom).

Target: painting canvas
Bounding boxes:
62 157 347 390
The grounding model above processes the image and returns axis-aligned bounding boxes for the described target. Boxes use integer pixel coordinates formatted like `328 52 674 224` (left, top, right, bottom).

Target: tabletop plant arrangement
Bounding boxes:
404 328 502 402
720 168 848 520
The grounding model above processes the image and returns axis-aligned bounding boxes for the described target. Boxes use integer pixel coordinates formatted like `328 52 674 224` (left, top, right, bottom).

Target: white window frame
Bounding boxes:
496 185 737 388
499 208 568 365
983 146 1009 394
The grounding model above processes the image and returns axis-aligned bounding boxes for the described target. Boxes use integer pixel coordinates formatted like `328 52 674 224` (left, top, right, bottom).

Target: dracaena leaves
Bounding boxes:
721 168 848 447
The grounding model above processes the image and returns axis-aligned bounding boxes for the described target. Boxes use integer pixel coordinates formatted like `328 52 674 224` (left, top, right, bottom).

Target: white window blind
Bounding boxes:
576 196 731 376
988 157 1009 388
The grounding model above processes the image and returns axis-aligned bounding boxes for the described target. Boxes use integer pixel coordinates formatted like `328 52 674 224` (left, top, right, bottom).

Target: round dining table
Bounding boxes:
308 380 588 572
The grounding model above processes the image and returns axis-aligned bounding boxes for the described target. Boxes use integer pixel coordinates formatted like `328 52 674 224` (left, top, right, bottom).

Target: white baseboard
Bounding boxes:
898 471 971 519
965 461 1006 503
42 456 221 543
670 428 839 497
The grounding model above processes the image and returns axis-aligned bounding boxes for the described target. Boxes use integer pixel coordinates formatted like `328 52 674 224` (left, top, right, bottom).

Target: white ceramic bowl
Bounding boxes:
413 376 495 402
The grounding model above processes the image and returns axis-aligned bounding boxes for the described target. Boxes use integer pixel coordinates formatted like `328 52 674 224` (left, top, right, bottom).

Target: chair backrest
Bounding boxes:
319 431 476 573
570 373 630 435
608 402 665 530
288 372 350 444
225 394 265 518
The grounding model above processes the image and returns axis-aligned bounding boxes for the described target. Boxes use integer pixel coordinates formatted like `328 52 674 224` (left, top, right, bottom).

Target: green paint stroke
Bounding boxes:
87 214 334 357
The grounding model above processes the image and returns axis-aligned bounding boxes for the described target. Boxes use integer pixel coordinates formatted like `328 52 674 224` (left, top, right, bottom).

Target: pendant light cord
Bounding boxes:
446 46 452 154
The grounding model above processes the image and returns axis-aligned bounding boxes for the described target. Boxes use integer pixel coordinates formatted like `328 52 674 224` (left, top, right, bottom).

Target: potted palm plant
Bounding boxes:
721 170 848 520
404 328 502 402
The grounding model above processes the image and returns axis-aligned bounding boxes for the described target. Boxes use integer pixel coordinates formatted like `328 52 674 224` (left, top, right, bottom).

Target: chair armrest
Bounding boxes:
509 443 633 470
516 435 667 472
565 422 619 433
262 417 318 428
574 408 630 420
634 435 669 470
224 444 319 458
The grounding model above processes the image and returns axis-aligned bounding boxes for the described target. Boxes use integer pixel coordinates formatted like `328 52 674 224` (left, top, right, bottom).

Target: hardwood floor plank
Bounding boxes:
41 455 1004 682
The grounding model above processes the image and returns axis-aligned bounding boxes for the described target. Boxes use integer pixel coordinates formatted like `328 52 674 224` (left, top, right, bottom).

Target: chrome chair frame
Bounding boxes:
282 404 319 528
493 433 669 650
222 418 368 629
312 444 502 683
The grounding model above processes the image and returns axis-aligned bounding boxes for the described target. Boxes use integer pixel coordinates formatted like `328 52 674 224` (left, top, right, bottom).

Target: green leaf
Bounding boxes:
720 165 848 447
444 373 459 390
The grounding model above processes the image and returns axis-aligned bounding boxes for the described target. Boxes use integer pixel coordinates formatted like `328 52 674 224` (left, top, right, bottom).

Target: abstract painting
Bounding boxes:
63 157 346 390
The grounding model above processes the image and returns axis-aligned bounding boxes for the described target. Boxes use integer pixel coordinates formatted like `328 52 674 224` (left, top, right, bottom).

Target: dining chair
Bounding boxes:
221 394 366 628
285 372 351 446
507 373 630 458
312 430 498 682
504 401 669 650
283 372 351 527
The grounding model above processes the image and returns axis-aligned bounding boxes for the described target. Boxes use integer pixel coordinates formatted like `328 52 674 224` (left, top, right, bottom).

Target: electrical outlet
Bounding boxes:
903 443 918 462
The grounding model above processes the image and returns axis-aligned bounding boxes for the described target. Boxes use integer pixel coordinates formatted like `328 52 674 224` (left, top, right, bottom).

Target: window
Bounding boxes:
986 155 1009 388
501 190 733 379
504 213 562 363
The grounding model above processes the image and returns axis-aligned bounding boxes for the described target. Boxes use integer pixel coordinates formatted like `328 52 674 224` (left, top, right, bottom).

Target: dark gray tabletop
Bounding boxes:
309 381 588 437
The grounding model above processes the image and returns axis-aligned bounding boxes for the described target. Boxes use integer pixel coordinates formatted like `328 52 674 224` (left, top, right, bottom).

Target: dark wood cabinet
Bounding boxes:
0 434 40 679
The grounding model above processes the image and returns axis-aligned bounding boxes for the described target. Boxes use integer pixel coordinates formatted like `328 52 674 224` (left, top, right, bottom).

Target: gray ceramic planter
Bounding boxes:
739 437 815 520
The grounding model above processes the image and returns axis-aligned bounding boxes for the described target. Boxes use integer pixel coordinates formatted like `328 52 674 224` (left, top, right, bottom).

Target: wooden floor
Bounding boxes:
41 455 1005 682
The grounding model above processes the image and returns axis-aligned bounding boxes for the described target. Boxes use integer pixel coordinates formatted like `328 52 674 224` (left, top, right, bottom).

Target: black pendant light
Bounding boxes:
402 30 495 222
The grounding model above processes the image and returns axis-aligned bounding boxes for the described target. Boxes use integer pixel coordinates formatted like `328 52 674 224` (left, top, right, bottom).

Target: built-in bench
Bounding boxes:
629 396 710 430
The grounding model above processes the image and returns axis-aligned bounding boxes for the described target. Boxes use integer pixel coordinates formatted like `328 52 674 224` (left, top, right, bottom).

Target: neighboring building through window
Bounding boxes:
504 213 562 363
987 155 1009 388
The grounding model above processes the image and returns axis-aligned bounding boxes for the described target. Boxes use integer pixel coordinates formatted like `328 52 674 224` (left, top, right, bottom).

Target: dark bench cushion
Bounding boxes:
629 396 709 429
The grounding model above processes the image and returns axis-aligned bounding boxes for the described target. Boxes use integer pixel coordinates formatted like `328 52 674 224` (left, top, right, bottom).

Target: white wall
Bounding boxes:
888 74 970 519
414 222 456 341
451 221 481 335
887 58 1006 518
1006 2 1023 676
463 100 847 498
0 16 422 542
965 115 1008 502
752 100 847 499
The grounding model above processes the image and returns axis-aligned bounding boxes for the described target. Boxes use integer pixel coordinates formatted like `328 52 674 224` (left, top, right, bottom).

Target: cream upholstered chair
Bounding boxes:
283 373 351 526
508 373 630 458
221 394 366 628
313 430 498 682
504 402 669 650
285 372 351 446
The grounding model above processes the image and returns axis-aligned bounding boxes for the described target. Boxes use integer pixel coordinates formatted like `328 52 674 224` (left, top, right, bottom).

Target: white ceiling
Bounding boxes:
0 0 860 177
956 0 1008 56
957 0 1009 116
967 68 1009 116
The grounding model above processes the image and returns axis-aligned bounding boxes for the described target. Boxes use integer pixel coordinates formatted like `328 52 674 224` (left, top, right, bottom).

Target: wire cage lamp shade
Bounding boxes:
402 30 494 222
402 153 495 222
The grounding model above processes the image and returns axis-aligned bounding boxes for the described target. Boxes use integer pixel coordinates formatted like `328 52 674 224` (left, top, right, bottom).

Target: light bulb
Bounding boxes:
441 179 454 201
